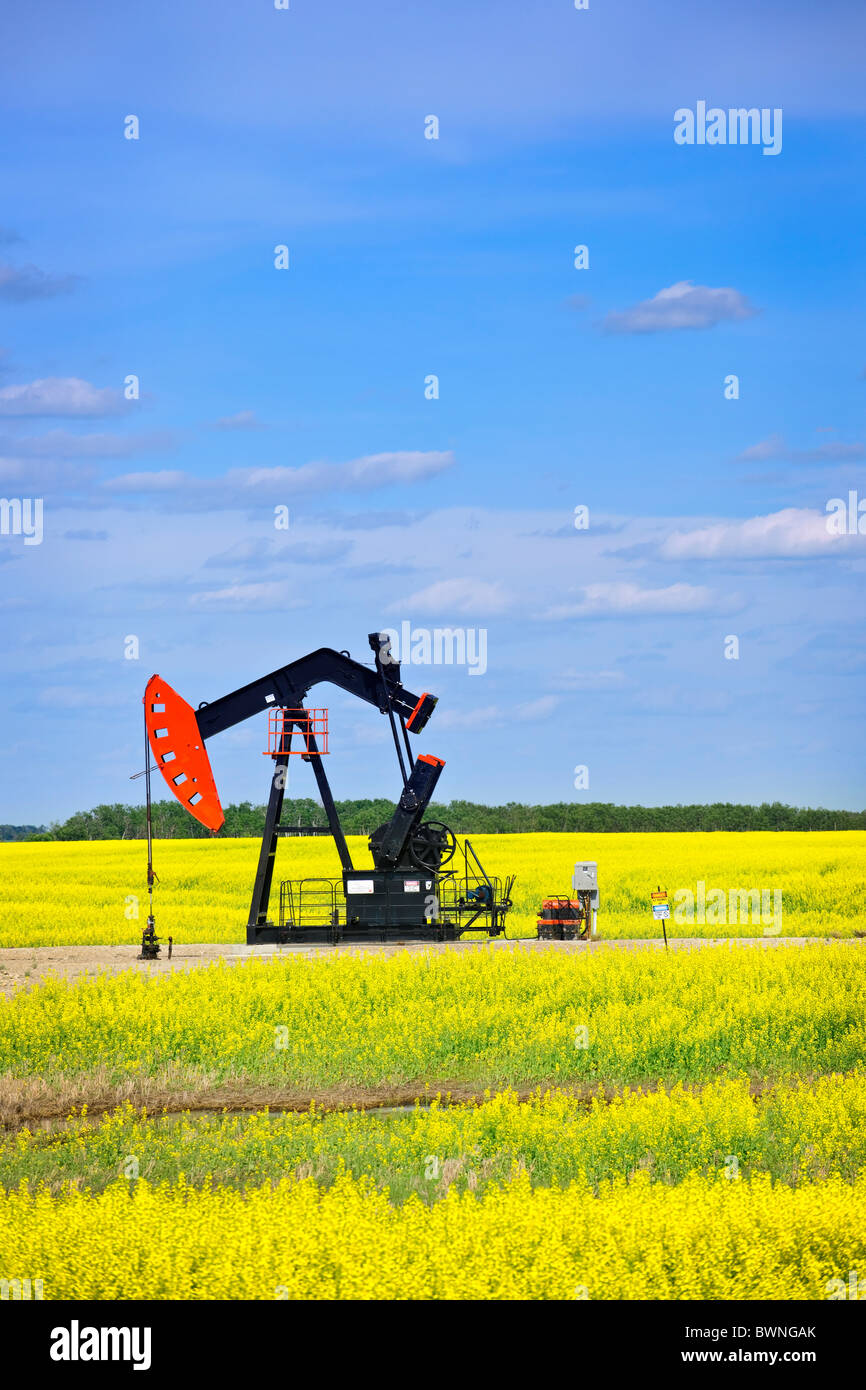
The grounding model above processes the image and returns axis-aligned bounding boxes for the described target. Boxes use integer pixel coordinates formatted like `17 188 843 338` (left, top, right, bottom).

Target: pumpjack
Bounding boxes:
142 632 515 944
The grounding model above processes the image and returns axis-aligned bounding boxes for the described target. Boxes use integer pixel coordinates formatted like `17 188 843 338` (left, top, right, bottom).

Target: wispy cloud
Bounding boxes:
188 581 308 611
213 410 263 430
320 509 428 531
104 450 455 508
0 429 173 458
546 581 722 617
0 456 96 489
203 537 335 568
602 281 757 334
737 433 787 462
0 262 80 301
551 668 627 691
0 378 128 417
518 695 560 720
437 695 560 730
736 434 865 465
104 469 186 492
392 576 510 616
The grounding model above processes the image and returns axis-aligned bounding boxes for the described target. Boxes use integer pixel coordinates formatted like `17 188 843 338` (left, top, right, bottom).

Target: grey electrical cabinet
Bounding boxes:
573 861 599 938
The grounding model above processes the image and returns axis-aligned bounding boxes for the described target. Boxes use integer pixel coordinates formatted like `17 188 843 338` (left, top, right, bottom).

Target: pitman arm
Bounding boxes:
370 753 445 867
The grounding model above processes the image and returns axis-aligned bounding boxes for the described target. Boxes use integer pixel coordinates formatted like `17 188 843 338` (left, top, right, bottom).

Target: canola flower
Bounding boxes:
3 843 864 1305
1 1168 864 1300
1 830 864 947
2 944 865 1096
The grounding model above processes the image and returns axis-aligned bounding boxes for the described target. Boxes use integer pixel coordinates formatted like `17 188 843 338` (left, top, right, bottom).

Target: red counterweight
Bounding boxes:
144 675 225 832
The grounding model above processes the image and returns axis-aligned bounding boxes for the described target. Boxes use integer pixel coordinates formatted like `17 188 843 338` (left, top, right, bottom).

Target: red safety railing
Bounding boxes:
264 707 328 756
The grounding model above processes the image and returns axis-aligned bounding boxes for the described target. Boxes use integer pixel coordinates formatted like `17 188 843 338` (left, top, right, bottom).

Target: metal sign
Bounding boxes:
651 885 670 945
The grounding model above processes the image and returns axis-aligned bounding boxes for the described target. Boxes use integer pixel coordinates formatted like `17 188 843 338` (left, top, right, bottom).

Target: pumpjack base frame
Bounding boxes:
247 866 512 946
246 922 461 946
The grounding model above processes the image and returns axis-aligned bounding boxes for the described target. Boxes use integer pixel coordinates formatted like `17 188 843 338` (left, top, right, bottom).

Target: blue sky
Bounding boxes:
1 0 864 823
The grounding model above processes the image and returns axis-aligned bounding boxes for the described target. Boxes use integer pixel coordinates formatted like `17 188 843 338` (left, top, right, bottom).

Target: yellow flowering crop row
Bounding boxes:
3 944 865 1092
5 1074 866 1198
2 1168 864 1300
1 831 864 947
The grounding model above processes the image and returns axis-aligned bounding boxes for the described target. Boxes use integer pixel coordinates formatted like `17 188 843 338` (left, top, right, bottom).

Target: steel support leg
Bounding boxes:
247 752 289 940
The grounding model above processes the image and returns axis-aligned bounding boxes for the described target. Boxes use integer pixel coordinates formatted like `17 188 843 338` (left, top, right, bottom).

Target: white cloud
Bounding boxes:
546 581 718 617
737 434 865 464
203 537 335 568
517 695 560 720
437 695 559 730
214 410 261 430
189 581 307 611
105 469 188 492
0 456 96 488
662 507 858 559
237 450 454 493
737 433 786 462
393 576 510 616
104 450 454 506
603 281 757 334
0 377 127 417
0 429 173 458
435 704 503 730
35 684 126 709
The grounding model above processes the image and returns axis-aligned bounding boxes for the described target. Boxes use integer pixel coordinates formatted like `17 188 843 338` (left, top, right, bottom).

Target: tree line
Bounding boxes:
3 798 864 841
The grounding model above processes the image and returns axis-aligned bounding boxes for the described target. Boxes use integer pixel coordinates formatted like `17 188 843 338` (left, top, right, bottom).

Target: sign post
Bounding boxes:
651 885 669 950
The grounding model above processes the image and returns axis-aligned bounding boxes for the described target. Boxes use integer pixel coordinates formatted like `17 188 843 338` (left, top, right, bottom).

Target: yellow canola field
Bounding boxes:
3 944 865 1090
1 830 864 946
2 1168 864 1300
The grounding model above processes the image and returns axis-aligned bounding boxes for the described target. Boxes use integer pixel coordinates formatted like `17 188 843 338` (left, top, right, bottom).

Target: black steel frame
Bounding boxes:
170 630 514 945
196 635 438 942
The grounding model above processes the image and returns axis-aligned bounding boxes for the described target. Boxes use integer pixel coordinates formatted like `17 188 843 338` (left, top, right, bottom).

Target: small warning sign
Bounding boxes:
651 886 669 921
651 885 670 945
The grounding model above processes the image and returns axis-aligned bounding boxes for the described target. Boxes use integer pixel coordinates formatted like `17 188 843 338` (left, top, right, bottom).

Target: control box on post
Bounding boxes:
573 861 599 938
